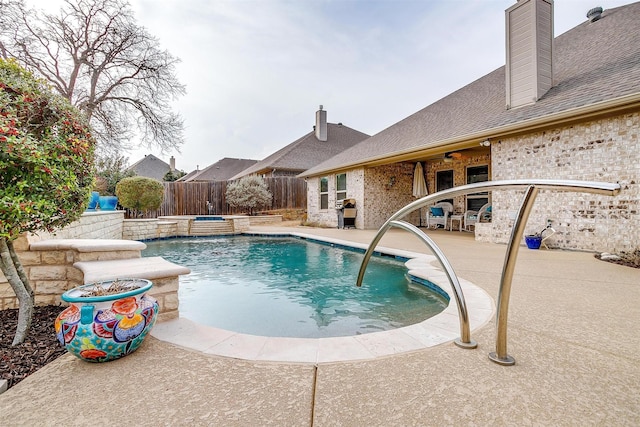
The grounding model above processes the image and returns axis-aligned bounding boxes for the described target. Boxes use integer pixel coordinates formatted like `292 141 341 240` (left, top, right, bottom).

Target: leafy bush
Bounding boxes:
226 176 272 215
0 58 96 344
0 59 96 240
115 176 164 217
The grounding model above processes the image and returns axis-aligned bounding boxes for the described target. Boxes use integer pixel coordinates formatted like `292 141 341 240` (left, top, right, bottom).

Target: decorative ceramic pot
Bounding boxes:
87 191 100 211
55 279 159 362
98 195 118 211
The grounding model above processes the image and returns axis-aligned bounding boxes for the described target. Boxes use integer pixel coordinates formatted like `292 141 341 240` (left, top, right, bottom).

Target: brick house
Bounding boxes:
300 0 640 252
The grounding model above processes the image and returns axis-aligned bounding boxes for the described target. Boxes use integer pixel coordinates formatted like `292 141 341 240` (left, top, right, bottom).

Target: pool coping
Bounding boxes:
150 231 495 364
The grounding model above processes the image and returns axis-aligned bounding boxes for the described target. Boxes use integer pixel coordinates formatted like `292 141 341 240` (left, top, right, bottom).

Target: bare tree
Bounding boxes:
0 0 185 154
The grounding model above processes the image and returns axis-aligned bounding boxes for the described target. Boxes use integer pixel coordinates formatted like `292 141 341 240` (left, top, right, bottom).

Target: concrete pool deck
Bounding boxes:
1 225 639 425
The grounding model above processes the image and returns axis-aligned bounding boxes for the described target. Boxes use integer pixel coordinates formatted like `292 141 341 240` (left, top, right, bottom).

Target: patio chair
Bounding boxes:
426 202 453 229
464 203 491 231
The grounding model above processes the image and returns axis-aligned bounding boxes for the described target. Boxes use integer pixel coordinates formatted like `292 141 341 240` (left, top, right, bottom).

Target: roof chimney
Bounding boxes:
505 0 554 109
169 156 176 171
315 105 327 141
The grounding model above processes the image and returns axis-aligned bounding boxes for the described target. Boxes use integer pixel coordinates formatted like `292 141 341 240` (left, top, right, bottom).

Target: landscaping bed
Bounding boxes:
595 249 640 269
0 305 66 390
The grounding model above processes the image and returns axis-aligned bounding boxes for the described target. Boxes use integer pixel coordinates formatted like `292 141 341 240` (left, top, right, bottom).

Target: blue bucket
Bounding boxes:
525 235 542 249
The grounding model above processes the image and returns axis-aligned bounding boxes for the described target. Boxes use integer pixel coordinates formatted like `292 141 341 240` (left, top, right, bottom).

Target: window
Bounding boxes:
436 170 454 205
466 165 489 211
336 173 347 201
320 177 329 210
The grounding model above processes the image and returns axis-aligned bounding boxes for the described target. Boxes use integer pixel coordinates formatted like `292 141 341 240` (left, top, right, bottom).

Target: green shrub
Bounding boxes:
226 176 273 215
0 59 96 240
0 58 96 344
116 176 164 217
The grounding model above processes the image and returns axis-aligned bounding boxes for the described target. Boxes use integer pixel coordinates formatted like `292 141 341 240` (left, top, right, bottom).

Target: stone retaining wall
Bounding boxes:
27 211 124 243
122 215 280 240
146 277 179 321
122 219 180 241
1 212 282 311
0 238 142 310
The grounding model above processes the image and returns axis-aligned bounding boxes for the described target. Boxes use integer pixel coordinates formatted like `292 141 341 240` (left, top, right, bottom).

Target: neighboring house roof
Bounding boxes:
176 169 200 182
127 154 170 181
180 157 258 182
301 2 640 177
230 123 370 180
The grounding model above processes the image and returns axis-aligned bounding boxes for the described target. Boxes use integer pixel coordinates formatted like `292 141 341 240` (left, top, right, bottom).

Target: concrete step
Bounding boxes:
189 220 234 236
73 257 191 321
73 256 191 284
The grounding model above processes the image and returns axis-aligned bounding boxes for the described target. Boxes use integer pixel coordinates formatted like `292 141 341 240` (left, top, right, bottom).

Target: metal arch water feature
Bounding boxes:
355 179 621 365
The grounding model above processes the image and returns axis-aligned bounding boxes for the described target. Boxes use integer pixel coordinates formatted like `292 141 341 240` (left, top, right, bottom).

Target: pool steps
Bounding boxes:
189 220 234 236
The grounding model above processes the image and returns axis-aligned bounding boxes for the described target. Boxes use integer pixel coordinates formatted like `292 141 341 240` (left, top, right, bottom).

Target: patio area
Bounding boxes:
1 225 638 426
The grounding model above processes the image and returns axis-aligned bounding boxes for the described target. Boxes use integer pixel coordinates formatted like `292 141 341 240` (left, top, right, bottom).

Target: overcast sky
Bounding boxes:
27 0 631 173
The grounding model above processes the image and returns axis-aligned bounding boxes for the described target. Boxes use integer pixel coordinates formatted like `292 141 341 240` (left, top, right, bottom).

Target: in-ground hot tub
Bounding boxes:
194 216 225 221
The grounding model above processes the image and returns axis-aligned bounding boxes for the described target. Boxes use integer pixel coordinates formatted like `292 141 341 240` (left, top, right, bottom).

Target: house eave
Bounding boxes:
299 92 640 178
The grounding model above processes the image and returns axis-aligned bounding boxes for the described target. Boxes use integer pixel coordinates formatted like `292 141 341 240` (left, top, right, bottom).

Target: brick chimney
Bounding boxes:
505 0 554 109
315 105 327 141
169 156 176 171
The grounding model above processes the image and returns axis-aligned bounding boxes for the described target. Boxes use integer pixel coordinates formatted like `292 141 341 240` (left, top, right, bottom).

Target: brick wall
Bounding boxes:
488 113 639 252
425 153 492 215
306 164 421 229
306 175 345 227
362 163 420 228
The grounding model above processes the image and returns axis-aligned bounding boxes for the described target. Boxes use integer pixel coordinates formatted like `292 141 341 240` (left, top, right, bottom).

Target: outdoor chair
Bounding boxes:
426 202 453 229
464 203 491 231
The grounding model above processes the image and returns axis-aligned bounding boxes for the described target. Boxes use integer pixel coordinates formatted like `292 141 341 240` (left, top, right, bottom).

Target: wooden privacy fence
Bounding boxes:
156 177 307 216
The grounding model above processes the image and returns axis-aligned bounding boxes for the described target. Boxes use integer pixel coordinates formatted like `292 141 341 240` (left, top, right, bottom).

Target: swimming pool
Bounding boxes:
142 235 448 338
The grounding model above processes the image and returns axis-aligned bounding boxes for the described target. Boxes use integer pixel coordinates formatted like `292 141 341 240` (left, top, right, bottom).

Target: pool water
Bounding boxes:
142 236 448 338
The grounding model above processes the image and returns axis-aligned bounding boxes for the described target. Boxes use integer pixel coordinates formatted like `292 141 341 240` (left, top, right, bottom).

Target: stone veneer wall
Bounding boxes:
1 211 126 308
27 211 124 243
0 211 272 310
122 219 181 241
0 236 142 310
362 163 420 229
488 113 639 252
121 216 273 241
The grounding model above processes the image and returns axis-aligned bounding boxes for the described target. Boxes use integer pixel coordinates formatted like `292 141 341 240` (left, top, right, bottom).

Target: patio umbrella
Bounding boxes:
412 162 428 198
412 162 428 226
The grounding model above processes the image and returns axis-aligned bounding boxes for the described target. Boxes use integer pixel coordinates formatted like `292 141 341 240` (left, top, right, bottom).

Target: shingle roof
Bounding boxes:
127 154 170 181
176 169 200 182
230 123 370 179
181 157 258 182
301 2 640 177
